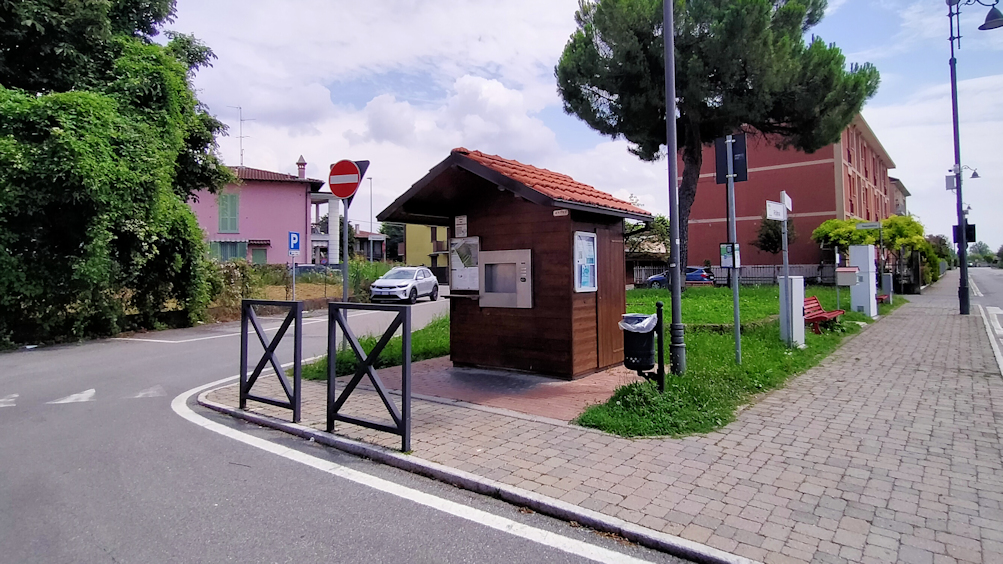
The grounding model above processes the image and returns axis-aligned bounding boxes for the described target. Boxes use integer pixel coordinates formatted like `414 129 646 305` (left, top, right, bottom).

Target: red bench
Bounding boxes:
804 296 844 334
877 294 890 304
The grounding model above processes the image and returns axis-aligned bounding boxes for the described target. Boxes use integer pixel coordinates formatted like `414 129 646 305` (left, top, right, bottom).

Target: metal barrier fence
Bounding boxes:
710 264 836 285
326 302 412 452
634 264 837 286
240 300 303 422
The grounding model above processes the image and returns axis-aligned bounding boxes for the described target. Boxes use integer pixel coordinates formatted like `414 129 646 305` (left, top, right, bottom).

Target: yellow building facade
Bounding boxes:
404 224 449 267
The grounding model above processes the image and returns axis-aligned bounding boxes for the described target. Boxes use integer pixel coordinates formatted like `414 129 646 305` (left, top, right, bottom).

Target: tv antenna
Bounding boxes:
227 105 255 166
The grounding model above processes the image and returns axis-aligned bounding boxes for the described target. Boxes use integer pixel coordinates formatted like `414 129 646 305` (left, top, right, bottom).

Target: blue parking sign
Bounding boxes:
288 231 300 256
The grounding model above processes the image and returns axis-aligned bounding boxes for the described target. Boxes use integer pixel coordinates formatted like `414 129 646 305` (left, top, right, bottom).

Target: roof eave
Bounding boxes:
553 199 652 221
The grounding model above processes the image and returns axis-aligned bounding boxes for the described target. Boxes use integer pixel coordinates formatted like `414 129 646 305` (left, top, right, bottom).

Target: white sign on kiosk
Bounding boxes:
574 231 597 292
449 236 479 291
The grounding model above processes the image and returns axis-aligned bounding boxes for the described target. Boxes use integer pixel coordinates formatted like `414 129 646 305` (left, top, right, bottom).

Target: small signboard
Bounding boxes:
720 243 741 268
288 231 300 257
714 133 748 184
455 215 468 238
953 223 976 243
781 191 792 211
766 200 786 221
946 175 955 191
856 222 881 230
449 237 479 291
574 231 598 292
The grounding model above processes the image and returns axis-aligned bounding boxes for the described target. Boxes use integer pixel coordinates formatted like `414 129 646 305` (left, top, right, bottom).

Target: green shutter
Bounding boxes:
237 241 248 261
218 194 239 233
209 241 221 260
251 248 267 265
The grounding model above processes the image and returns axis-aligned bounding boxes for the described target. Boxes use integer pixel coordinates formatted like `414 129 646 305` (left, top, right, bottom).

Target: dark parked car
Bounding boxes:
645 266 715 289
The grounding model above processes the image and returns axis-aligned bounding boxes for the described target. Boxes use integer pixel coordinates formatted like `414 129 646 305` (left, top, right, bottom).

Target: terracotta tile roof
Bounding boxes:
452 148 650 217
230 166 324 186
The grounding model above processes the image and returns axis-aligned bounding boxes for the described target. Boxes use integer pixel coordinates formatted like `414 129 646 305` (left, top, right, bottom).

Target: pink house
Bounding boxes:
188 157 338 265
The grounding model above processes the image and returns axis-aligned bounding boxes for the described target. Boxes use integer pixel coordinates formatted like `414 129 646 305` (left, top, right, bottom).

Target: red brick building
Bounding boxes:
685 115 908 266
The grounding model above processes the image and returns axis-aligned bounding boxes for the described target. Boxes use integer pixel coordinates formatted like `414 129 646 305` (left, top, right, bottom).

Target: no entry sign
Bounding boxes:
329 160 362 199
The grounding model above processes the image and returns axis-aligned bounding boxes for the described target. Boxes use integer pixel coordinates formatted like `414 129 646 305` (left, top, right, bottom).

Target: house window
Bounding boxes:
251 248 267 265
209 241 247 262
430 226 437 242
219 193 239 233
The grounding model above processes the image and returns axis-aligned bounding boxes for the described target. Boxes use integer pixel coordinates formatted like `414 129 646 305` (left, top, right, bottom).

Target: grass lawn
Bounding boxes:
577 288 907 437
301 315 450 381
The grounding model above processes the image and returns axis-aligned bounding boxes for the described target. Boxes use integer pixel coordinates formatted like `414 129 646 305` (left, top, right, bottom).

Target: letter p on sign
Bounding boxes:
288 231 300 256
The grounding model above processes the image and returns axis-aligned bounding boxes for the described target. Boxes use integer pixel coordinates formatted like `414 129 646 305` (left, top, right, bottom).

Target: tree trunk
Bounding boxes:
677 123 703 271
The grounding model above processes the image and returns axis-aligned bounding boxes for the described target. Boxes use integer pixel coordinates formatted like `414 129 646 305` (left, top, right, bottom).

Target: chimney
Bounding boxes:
296 155 307 179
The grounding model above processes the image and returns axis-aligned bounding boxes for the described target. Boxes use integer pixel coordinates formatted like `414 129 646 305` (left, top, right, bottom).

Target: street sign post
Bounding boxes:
768 193 795 347
328 160 362 199
715 134 748 364
289 231 300 300
328 160 370 307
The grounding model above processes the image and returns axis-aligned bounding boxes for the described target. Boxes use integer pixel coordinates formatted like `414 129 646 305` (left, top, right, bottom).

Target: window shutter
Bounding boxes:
209 241 221 259
237 241 248 261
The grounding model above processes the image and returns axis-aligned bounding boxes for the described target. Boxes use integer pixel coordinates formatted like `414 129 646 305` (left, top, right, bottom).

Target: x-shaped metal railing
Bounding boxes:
240 300 303 422
326 302 412 452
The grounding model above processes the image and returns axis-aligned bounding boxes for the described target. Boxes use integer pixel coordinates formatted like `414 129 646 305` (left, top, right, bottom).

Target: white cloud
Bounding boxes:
864 73 1003 246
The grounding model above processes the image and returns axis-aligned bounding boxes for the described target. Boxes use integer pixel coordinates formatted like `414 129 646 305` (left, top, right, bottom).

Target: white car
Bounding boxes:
370 267 439 304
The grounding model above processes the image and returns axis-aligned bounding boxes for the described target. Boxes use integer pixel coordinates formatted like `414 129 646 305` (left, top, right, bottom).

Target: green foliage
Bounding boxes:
628 285 781 325
0 1 232 342
208 259 260 308
970 241 991 259
580 288 908 437
881 215 926 252
302 315 450 380
750 214 797 255
810 218 876 249
625 215 671 255
380 222 405 261
555 0 878 266
927 234 954 263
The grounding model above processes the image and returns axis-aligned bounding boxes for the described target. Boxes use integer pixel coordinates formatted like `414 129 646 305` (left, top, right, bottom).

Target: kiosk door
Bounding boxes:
596 227 625 366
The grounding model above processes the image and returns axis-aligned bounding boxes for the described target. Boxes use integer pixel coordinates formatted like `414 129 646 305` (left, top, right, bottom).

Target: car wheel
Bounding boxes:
430 285 438 301
408 288 418 304
650 281 662 289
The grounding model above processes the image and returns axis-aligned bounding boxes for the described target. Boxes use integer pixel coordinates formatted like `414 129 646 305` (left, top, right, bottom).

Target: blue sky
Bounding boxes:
172 0 1003 251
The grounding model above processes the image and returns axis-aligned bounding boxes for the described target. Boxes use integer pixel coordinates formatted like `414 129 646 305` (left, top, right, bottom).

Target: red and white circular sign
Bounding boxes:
328 160 362 199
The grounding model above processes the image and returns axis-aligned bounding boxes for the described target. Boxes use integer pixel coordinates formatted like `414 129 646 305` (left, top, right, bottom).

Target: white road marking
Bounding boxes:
172 378 657 564
986 307 1003 337
0 393 18 407
970 278 983 297
131 385 166 398
47 389 96 404
979 305 1003 378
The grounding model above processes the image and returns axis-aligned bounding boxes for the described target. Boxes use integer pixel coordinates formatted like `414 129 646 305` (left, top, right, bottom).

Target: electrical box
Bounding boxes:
835 266 859 287
479 249 532 308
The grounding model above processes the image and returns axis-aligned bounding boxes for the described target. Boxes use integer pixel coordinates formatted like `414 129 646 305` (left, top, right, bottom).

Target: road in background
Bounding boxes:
970 267 1003 372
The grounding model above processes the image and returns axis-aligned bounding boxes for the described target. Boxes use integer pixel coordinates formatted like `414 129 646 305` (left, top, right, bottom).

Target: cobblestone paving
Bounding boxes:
206 272 1003 563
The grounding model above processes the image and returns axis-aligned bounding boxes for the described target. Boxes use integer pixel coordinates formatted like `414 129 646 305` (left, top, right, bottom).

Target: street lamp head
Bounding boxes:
979 6 1003 30
971 169 981 179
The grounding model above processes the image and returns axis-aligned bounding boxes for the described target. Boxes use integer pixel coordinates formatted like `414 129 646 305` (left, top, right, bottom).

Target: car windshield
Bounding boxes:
382 269 416 280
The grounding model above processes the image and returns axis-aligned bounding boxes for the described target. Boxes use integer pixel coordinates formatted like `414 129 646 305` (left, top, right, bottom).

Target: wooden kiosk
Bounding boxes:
378 148 652 379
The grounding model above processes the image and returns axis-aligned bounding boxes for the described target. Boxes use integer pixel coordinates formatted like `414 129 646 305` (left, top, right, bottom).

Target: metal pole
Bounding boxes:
655 301 665 393
291 259 296 301
342 198 350 303
949 3 970 315
726 135 741 364
781 210 792 347
663 0 685 374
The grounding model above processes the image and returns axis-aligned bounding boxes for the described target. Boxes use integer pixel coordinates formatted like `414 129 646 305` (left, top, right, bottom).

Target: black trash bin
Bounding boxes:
621 313 656 371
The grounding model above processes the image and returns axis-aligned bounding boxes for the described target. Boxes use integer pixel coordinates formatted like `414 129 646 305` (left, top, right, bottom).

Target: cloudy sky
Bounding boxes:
170 0 1002 251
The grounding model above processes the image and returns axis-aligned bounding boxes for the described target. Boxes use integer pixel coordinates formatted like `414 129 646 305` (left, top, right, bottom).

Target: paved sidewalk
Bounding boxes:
205 271 1003 564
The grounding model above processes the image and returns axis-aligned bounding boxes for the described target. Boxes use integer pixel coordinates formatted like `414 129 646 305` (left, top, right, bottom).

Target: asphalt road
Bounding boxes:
969 267 1003 364
0 298 684 564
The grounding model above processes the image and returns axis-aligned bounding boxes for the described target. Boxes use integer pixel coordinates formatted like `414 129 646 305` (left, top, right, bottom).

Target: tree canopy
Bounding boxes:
750 214 797 255
555 0 879 266
0 0 232 344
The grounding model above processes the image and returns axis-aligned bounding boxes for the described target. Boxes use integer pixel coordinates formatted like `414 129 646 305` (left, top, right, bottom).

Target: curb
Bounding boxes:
197 391 758 564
